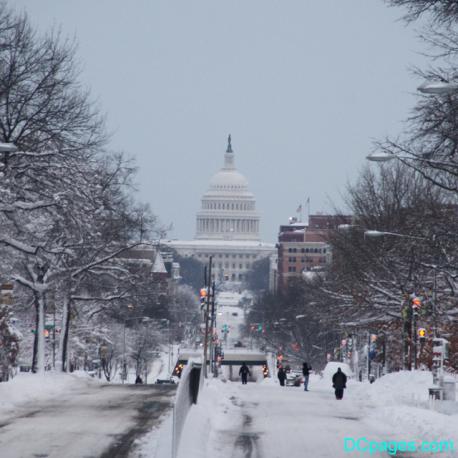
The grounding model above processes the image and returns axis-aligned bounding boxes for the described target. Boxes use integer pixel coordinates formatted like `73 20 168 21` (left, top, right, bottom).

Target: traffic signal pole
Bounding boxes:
202 257 212 378
413 310 418 370
210 281 217 377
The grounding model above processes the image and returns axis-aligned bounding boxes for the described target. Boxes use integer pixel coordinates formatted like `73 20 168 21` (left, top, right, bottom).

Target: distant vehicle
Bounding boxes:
232 312 239 316
234 340 244 348
285 370 303 387
155 378 176 385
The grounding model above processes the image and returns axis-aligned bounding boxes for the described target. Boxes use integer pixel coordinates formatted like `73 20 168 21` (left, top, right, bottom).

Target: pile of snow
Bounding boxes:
321 361 354 383
0 371 99 416
350 371 458 457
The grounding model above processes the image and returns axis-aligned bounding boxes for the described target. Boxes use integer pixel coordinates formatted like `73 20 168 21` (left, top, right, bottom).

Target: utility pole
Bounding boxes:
411 296 421 370
203 257 212 378
432 267 437 338
52 304 56 370
367 332 371 381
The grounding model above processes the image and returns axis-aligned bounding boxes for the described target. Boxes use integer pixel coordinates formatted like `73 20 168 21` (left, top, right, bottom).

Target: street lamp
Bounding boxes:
367 80 457 164
363 229 434 370
417 80 458 95
0 142 18 153
338 225 435 371
363 230 426 241
122 315 152 384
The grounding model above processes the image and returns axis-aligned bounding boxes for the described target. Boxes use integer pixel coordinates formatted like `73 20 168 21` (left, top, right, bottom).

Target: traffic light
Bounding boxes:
199 287 208 310
257 323 262 332
412 297 422 310
418 327 426 343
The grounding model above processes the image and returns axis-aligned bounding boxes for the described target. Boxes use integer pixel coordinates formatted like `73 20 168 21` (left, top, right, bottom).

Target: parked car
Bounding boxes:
285 370 303 387
322 362 353 383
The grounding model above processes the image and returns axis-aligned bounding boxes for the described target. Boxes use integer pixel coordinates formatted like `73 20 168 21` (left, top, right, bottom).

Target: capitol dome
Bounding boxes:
208 169 249 191
195 136 260 241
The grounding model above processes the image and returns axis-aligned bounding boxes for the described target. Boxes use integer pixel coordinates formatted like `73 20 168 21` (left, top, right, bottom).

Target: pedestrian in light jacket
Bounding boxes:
302 362 311 391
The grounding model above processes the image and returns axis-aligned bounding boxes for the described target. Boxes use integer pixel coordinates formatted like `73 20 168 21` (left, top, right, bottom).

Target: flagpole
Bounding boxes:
306 197 310 224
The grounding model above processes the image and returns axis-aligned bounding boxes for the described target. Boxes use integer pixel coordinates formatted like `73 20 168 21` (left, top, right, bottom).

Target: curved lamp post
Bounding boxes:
366 80 457 164
417 80 458 95
122 316 152 384
0 142 18 153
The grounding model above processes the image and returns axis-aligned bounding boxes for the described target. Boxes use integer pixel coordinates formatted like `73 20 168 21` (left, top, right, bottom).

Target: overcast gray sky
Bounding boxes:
13 0 426 242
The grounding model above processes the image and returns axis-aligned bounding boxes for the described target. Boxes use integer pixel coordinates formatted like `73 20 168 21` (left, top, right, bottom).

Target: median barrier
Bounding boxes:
172 358 203 458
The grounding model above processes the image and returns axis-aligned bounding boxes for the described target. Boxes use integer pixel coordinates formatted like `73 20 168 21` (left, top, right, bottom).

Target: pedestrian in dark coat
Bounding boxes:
302 362 311 391
135 375 143 384
277 367 287 386
332 367 347 400
239 363 251 384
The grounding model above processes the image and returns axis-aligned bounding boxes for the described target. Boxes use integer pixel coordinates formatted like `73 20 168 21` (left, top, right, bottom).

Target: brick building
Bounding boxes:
275 214 351 291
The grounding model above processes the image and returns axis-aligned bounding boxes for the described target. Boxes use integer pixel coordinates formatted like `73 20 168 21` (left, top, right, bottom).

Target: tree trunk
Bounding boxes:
60 297 71 372
31 295 39 373
36 293 45 373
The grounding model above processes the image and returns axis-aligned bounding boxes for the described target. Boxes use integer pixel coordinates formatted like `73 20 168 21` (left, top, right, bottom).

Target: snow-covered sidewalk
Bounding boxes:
177 371 458 458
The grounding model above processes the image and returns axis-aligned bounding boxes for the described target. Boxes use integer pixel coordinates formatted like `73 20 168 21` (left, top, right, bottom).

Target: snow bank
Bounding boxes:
0 371 99 416
351 371 458 457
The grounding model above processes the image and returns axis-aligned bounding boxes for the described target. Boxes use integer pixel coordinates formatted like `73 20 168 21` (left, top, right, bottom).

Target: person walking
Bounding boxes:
135 375 143 384
302 362 311 391
277 366 287 386
239 362 251 385
332 367 347 400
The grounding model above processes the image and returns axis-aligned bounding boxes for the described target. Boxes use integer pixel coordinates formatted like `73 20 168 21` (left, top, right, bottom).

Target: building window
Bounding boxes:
246 263 250 269
232 263 236 269
239 264 243 269
301 257 305 263
288 266 296 272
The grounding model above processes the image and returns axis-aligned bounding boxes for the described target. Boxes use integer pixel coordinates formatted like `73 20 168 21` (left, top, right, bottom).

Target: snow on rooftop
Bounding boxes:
152 251 167 273
164 239 275 248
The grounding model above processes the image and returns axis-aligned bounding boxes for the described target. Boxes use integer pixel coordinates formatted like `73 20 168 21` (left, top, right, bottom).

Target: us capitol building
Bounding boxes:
165 136 275 283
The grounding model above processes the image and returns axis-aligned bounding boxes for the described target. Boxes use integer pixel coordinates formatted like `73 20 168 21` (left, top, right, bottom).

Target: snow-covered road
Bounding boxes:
0 381 176 458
